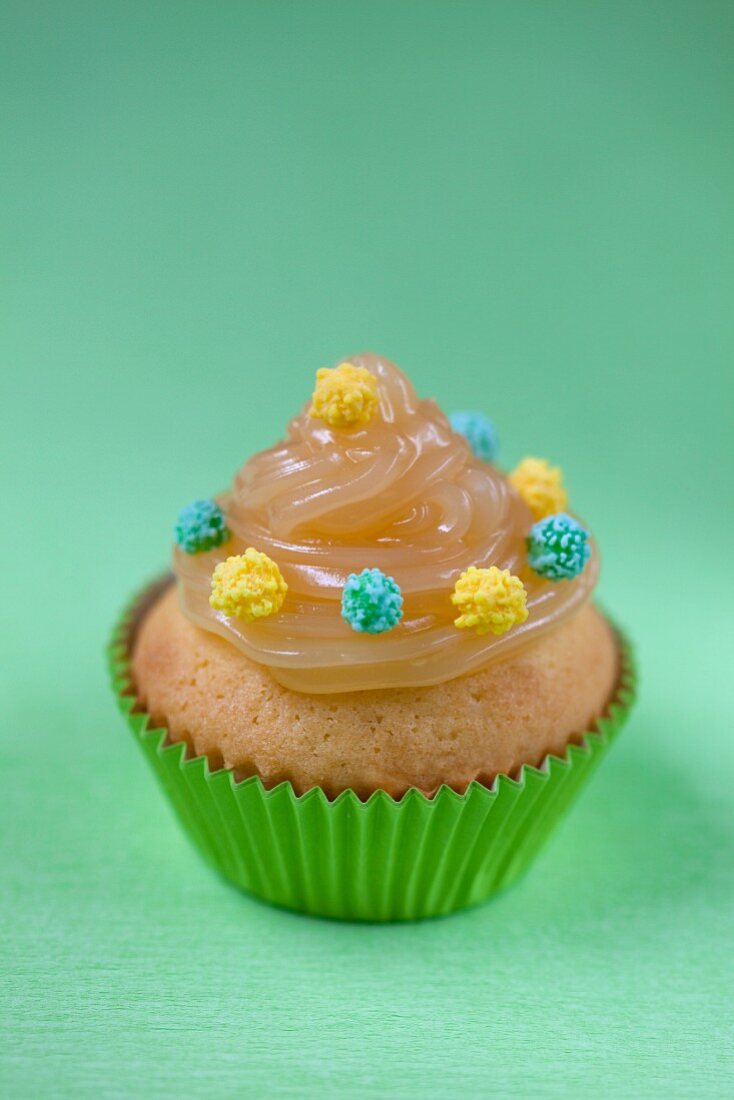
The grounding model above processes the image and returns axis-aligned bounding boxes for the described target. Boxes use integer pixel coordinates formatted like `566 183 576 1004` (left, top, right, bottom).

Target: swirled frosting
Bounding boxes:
174 355 599 692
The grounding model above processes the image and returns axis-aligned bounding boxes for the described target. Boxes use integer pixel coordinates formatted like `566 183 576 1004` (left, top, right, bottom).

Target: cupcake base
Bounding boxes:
109 577 636 921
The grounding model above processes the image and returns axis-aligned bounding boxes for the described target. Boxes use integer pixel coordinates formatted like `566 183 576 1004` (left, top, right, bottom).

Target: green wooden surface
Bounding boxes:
2 2 733 1096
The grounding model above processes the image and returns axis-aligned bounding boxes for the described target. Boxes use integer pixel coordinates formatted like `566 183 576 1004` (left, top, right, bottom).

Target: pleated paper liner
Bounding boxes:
109 576 636 921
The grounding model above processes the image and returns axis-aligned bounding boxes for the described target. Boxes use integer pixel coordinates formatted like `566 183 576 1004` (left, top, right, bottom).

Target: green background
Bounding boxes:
2 1 733 1096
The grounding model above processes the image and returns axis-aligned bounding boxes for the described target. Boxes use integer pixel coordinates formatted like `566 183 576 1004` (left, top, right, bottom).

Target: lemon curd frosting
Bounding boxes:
172 355 598 693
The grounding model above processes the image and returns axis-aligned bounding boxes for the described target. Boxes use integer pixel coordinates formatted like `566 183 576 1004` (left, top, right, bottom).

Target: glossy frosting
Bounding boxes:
174 355 598 692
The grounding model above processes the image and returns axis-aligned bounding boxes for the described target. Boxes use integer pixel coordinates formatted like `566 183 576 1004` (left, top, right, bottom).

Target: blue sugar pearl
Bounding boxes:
341 568 404 634
527 513 591 581
175 499 231 555
449 411 499 462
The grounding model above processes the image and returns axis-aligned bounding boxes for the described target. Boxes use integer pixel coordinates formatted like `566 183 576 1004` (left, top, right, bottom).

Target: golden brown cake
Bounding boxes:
133 585 618 798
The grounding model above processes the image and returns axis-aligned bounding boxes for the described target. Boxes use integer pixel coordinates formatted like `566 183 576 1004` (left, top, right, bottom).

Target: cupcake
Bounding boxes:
110 355 635 919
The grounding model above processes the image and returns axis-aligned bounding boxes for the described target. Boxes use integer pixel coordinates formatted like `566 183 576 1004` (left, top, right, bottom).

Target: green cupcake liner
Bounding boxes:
108 576 636 921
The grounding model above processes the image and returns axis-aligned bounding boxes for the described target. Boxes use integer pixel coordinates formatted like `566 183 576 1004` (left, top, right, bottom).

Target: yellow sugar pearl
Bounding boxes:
451 565 528 637
308 362 379 429
210 549 287 622
508 457 568 520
